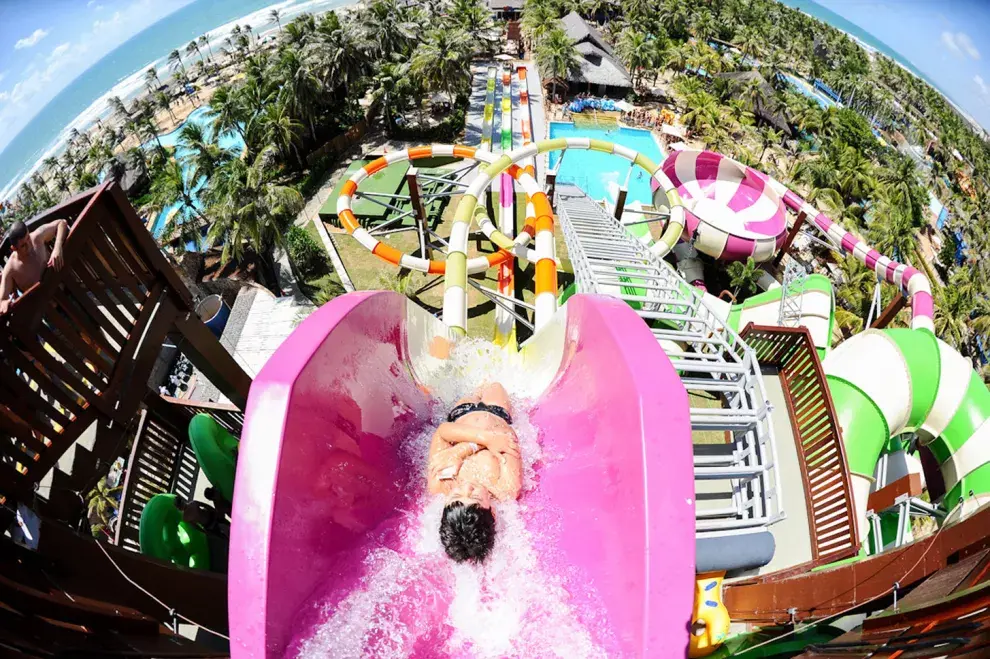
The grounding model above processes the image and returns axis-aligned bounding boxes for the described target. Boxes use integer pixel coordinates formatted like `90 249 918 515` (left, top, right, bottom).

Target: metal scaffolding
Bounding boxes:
555 184 784 537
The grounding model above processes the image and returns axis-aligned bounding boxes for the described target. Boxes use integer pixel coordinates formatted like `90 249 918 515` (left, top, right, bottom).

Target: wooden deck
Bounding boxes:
0 182 252 653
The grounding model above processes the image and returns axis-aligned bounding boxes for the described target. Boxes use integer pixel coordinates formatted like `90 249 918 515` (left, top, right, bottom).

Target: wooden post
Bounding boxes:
614 187 628 223
173 311 252 408
406 167 430 260
772 211 807 269
546 170 557 208
871 291 907 329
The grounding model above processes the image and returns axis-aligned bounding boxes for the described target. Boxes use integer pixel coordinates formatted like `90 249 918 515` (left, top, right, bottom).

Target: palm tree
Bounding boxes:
86 477 122 538
535 27 580 101
206 86 248 142
304 20 367 96
759 127 783 163
357 0 419 60
198 35 214 62
451 0 496 53
616 28 652 90
145 66 162 92
690 9 717 44
178 122 234 182
933 277 971 351
408 27 473 106
261 101 305 168
727 257 763 298
109 95 129 125
168 49 187 79
270 8 283 33
203 146 305 296
145 158 208 244
155 90 177 123
186 40 205 67
276 47 321 139
520 0 559 50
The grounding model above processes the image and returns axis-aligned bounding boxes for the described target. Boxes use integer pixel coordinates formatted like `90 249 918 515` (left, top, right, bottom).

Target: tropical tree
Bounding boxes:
535 27 581 101
727 257 763 298
206 86 248 142
408 27 473 106
86 477 122 538
198 34 214 62
155 91 177 123
690 9 717 44
759 127 783 163
357 0 419 60
145 66 163 92
451 0 496 52
144 157 209 240
616 28 652 89
276 47 321 139
168 49 187 79
203 146 305 295
520 0 559 50
261 101 306 168
186 40 206 67
178 122 234 182
270 8 283 33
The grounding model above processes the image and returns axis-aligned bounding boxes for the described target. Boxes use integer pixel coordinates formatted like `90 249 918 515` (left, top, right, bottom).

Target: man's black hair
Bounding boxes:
7 221 28 246
440 501 496 562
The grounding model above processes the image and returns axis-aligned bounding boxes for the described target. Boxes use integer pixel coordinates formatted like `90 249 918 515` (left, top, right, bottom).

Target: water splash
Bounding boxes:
290 340 608 659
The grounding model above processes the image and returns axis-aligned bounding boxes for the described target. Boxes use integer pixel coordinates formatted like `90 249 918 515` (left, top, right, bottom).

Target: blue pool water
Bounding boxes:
782 73 839 109
146 105 245 248
547 123 665 205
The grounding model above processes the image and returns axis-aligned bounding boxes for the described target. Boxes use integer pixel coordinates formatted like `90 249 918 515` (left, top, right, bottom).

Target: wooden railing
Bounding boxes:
0 182 250 517
115 393 243 553
0 530 228 656
741 324 860 564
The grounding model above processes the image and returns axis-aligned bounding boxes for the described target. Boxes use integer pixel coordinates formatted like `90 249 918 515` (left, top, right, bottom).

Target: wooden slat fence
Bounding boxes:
740 324 860 564
0 182 251 516
114 394 242 552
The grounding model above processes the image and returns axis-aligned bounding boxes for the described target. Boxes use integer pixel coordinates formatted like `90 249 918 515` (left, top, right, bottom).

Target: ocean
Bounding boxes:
775 0 943 92
0 0 350 201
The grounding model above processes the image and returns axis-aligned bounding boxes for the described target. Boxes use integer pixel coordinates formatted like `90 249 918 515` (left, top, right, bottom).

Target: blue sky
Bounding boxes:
0 0 192 149
816 0 990 130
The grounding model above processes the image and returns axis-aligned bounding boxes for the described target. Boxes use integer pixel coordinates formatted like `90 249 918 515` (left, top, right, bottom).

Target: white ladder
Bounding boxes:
555 185 784 536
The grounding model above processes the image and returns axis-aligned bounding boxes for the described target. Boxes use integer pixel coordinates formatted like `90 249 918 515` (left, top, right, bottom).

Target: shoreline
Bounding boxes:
1 0 350 202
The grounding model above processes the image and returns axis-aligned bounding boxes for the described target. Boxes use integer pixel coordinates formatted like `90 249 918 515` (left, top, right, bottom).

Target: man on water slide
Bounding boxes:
427 382 522 563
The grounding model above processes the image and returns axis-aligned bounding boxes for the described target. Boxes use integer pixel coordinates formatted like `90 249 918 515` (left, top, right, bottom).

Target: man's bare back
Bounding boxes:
0 219 68 314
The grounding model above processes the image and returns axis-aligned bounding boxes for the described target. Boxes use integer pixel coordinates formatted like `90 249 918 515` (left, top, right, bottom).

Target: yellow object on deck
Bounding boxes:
689 571 730 658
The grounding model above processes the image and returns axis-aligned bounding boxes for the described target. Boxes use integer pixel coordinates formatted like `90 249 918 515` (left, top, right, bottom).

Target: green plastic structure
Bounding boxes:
139 493 211 570
188 413 239 503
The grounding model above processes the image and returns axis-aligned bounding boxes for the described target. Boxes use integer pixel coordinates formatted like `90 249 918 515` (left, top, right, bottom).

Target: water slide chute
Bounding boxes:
227 292 695 657
653 150 787 262
765 183 990 532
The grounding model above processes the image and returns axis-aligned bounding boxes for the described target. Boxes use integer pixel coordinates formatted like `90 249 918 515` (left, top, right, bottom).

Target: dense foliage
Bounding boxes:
522 0 990 367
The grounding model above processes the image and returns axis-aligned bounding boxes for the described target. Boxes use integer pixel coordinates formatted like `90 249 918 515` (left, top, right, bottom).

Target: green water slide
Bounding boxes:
823 327 990 530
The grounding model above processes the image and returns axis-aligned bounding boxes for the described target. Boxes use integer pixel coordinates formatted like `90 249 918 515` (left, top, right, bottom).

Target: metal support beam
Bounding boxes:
407 167 430 260
772 211 807 269
871 291 907 329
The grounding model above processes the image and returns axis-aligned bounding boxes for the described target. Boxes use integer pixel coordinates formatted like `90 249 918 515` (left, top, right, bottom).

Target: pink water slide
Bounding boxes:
227 292 695 658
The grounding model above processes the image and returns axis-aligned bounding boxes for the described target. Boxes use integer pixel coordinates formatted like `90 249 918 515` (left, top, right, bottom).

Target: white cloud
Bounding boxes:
93 11 123 31
48 43 71 62
0 71 6 85
976 75 990 101
14 28 49 50
0 0 195 156
942 31 981 60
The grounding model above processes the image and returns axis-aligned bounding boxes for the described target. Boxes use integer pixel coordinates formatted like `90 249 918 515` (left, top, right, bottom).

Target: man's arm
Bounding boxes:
491 452 522 501
437 422 519 457
35 219 68 271
0 261 14 315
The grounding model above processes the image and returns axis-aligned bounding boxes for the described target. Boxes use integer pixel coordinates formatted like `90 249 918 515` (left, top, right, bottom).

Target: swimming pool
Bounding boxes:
547 123 666 205
782 74 839 109
145 105 245 246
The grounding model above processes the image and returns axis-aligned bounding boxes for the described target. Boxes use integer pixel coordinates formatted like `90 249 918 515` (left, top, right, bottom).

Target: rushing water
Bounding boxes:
288 339 610 659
